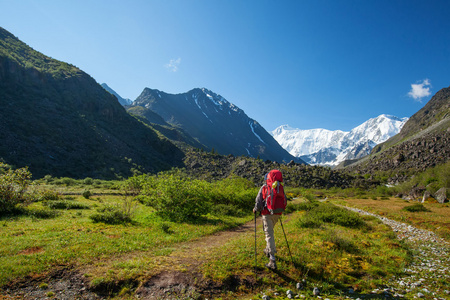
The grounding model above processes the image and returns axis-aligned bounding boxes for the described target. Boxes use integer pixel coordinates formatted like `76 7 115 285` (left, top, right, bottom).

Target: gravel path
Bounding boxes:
346 207 450 300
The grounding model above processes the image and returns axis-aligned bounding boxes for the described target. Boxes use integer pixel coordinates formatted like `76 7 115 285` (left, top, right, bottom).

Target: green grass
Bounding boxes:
201 201 409 297
0 194 252 287
2 176 447 299
402 203 431 212
335 197 450 241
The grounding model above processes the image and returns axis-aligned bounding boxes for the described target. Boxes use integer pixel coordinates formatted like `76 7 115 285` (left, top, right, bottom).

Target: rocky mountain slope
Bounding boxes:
101 83 132 106
340 85 450 183
272 114 407 166
0 27 184 179
129 87 304 164
183 150 377 189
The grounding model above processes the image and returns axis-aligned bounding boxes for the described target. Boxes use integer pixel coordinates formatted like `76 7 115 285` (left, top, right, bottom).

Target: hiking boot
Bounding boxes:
265 259 277 270
263 248 270 258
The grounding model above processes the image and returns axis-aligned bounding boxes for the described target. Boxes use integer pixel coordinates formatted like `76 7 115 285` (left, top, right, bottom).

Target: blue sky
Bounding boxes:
1 0 449 131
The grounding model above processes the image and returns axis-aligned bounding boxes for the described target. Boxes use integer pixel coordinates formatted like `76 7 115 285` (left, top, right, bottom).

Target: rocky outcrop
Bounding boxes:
400 186 448 203
183 150 377 189
344 130 450 182
341 86 450 187
435 188 448 204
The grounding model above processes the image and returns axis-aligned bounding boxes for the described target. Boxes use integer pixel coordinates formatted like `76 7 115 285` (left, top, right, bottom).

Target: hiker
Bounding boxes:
253 170 287 270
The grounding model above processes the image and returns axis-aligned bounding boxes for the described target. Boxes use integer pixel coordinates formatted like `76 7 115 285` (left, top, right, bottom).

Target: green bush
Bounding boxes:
37 189 61 201
323 230 359 254
83 177 94 185
297 203 366 229
140 172 211 222
133 172 257 222
43 175 54 183
26 207 60 219
402 203 431 212
297 216 324 228
305 193 317 202
159 222 173 234
210 203 245 217
90 205 132 224
0 163 32 215
44 200 90 210
210 175 257 209
82 190 91 199
391 162 450 196
285 201 319 213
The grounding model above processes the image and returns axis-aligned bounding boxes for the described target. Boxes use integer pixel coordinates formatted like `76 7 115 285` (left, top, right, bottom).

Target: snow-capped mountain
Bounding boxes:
272 114 408 166
131 87 304 164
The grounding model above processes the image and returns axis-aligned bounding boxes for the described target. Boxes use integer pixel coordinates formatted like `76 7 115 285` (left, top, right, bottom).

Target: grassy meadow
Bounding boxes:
1 165 449 299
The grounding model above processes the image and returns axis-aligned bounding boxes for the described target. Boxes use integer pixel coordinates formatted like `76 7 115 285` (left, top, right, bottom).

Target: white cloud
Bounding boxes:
408 79 431 101
165 58 181 72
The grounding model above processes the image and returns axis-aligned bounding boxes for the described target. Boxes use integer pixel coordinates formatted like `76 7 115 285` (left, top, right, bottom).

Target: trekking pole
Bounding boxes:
254 211 257 270
279 216 295 266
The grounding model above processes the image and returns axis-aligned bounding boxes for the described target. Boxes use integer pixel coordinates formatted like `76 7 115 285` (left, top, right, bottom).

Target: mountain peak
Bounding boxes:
131 87 303 163
272 114 408 166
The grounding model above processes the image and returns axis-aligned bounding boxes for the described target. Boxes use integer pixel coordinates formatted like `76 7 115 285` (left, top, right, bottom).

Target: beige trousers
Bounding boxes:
262 214 281 256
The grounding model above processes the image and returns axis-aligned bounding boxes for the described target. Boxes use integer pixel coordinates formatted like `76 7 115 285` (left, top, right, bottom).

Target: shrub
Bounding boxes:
210 176 257 210
297 203 366 229
297 216 324 228
83 177 93 185
37 189 61 201
44 200 90 210
90 205 132 224
43 175 54 183
323 230 359 254
82 190 91 199
26 207 60 219
305 193 316 202
285 201 319 213
61 177 76 186
375 185 391 197
123 175 148 195
211 203 245 217
159 222 173 234
140 172 211 222
132 172 257 221
402 203 431 212
0 163 32 215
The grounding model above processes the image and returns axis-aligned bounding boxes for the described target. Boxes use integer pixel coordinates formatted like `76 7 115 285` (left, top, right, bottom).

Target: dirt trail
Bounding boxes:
134 218 261 299
1 217 265 300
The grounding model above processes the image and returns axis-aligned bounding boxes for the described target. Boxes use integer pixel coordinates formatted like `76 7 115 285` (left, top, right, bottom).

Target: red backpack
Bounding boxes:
263 169 287 214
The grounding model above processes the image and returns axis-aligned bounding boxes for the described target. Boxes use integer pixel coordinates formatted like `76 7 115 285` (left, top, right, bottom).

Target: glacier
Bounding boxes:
272 114 408 166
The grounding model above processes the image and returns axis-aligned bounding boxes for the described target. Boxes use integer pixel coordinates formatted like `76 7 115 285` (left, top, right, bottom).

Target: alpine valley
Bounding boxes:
272 114 408 166
0 26 302 180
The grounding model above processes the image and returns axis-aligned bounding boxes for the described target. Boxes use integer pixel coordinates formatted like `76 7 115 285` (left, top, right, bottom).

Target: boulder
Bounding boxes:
422 191 434 203
409 186 426 201
435 187 448 204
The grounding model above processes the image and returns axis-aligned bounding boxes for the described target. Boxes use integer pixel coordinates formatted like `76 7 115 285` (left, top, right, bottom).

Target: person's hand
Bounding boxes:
253 208 256 214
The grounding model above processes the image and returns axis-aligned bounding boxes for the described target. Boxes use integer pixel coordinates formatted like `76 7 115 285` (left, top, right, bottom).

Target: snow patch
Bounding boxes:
250 122 266 145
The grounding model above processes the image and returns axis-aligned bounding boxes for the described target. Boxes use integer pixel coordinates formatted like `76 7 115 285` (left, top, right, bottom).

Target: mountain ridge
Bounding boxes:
272 114 408 166
129 87 305 164
0 26 184 179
